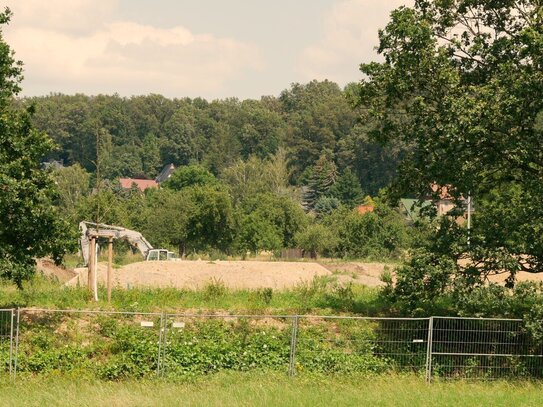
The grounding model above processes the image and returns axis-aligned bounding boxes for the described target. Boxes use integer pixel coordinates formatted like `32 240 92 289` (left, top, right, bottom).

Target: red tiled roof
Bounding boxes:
119 178 158 191
356 205 375 215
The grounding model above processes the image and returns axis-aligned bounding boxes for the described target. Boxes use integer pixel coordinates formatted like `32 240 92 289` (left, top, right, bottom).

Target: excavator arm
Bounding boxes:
79 221 154 265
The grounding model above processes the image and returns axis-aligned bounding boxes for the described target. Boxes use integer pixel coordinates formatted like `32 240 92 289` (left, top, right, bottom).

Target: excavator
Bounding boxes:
79 221 178 266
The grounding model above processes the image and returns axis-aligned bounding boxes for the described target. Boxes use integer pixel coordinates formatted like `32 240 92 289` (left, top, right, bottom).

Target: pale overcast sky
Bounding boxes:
4 0 408 100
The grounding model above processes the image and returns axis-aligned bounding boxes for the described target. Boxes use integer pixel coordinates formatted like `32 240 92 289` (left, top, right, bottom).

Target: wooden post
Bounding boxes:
93 238 99 302
88 236 95 292
107 237 113 303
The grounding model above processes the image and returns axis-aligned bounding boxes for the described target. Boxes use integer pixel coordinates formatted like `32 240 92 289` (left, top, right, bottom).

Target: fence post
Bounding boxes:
13 308 20 382
9 309 14 379
156 312 164 377
425 316 434 383
160 313 170 377
288 315 299 377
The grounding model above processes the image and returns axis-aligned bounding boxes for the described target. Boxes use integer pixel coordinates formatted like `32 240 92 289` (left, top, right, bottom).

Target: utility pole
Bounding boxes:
467 191 472 247
91 128 102 302
95 128 101 226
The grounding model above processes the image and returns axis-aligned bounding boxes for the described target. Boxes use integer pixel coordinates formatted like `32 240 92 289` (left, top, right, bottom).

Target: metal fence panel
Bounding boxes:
14 309 162 380
7 309 543 382
294 316 430 375
161 314 294 378
0 309 14 377
430 317 543 380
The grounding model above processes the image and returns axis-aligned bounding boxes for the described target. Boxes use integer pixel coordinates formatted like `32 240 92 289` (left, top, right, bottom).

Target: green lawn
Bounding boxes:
1 372 542 407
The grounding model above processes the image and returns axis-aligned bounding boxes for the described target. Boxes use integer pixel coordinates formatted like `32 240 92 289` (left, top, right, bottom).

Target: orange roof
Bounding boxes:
356 204 375 215
430 183 465 201
119 178 158 191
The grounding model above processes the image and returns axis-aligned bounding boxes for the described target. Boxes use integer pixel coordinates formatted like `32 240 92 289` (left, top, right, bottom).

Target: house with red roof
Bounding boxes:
119 178 158 192
118 164 175 192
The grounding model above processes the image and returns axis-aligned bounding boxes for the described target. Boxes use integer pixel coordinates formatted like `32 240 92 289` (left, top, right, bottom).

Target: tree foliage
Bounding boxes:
329 168 364 209
26 80 401 198
51 164 90 223
220 151 291 204
162 164 218 191
303 153 338 210
295 224 338 259
238 193 308 251
324 203 411 259
358 0 543 279
0 9 73 286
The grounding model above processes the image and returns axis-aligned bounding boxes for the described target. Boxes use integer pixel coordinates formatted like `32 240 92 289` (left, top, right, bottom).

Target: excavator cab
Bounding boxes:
167 251 178 260
146 249 178 261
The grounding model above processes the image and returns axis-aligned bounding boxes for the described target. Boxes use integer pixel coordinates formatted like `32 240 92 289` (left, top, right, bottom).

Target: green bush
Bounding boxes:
8 312 419 380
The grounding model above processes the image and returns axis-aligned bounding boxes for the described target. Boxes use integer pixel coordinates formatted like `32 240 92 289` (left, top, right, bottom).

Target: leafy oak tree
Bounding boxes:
358 1 543 283
162 164 218 191
0 9 73 286
51 164 90 223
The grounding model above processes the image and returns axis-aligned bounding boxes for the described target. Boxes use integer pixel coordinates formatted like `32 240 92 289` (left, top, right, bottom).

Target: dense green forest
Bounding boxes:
26 81 402 196
29 80 415 260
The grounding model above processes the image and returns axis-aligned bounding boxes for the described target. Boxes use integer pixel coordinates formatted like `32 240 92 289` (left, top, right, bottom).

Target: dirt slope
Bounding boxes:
36 258 76 283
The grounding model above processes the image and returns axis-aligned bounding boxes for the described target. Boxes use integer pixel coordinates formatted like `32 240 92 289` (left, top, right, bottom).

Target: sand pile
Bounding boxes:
68 260 332 290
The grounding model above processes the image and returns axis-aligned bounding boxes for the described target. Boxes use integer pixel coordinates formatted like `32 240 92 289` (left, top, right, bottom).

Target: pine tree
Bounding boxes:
303 153 338 210
329 168 364 209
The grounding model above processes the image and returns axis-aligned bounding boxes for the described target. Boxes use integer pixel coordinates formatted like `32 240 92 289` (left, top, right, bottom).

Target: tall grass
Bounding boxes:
0 274 386 315
1 372 542 407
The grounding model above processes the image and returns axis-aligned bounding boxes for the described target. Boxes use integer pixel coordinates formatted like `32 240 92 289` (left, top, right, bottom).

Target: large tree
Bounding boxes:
0 9 73 286
358 1 543 281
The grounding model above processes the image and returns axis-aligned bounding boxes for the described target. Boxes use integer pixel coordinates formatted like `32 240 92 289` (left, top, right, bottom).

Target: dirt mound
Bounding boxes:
68 260 332 290
36 258 76 283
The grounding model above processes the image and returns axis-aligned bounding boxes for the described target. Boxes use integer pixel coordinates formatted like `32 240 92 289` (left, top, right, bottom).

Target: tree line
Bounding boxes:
54 161 415 260
23 81 404 197
24 79 417 262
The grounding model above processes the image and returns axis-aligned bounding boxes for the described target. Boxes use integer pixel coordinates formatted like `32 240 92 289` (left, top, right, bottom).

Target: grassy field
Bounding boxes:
1 273 541 406
1 372 542 407
0 274 386 315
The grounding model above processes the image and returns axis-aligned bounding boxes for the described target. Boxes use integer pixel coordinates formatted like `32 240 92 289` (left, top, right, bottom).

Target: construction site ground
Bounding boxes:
39 258 543 291
52 260 388 290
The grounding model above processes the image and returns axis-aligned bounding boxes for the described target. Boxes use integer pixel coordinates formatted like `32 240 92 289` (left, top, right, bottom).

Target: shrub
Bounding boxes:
203 278 228 301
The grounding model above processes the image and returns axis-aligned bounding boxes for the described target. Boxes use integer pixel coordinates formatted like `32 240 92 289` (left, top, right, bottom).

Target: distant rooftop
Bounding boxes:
155 163 175 184
356 204 375 215
41 159 64 170
119 178 158 192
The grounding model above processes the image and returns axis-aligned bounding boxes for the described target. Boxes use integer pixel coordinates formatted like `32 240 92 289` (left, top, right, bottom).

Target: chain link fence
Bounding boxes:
0 309 14 377
159 314 294 377
429 316 543 380
293 316 429 376
1 309 543 381
12 309 162 380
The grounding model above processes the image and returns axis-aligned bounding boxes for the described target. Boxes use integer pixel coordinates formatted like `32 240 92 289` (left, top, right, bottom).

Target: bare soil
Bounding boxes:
51 255 543 292
36 258 77 283
68 260 332 290
487 272 543 284
321 262 391 287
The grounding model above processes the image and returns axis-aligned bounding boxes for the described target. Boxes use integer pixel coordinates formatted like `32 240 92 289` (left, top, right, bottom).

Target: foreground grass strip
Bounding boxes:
1 373 543 407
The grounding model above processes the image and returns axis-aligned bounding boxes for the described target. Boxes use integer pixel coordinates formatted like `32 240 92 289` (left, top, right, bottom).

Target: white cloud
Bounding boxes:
296 0 410 85
3 0 263 98
6 0 118 35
